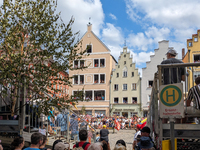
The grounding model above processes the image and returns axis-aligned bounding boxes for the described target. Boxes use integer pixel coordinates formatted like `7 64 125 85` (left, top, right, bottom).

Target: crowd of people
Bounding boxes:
3 124 155 150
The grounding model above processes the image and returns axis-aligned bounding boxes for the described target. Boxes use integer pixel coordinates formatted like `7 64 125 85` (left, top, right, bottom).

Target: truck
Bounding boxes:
147 62 200 150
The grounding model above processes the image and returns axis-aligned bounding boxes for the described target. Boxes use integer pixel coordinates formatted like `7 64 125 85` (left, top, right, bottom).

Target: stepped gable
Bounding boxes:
142 40 169 70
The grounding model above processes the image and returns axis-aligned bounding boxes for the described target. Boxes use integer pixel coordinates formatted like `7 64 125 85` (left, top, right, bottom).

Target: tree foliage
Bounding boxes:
0 0 86 117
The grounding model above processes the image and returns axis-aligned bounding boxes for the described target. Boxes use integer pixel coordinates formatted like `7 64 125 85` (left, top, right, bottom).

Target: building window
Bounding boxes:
123 97 128 103
73 91 84 100
132 97 137 104
124 54 126 57
80 60 84 67
86 44 92 53
148 80 153 87
123 71 127 77
85 91 92 101
123 84 127 91
114 97 118 103
74 60 78 68
130 64 132 67
124 61 126 65
100 74 105 83
194 54 200 63
94 59 105 68
80 75 84 84
194 37 198 42
130 112 138 117
94 74 99 84
113 112 120 116
132 83 136 90
116 73 119 77
94 59 99 67
74 60 84 68
118 65 120 68
114 84 118 91
132 72 134 77
189 42 192 47
148 95 151 102
74 75 78 84
100 59 105 67
94 90 105 101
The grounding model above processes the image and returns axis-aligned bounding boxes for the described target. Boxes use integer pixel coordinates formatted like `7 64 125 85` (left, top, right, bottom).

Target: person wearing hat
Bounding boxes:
133 124 141 150
100 125 111 150
139 126 156 150
161 48 185 85
100 125 109 142
137 136 155 150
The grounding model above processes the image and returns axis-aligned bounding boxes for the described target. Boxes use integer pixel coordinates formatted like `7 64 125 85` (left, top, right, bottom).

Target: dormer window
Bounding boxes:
194 37 198 42
86 44 92 53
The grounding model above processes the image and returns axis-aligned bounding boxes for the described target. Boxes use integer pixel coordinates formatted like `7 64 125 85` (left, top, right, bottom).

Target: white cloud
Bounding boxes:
102 23 124 46
125 0 200 29
57 0 104 37
127 26 170 51
109 13 117 20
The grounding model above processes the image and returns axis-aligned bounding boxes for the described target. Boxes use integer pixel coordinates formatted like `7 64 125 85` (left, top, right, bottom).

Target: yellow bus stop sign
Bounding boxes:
160 85 182 107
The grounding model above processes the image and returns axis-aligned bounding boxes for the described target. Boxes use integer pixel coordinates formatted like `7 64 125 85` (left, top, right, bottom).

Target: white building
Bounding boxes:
141 40 169 116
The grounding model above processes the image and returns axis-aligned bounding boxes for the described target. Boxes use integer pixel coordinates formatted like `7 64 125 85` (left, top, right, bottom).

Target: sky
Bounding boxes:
1 0 200 76
55 0 200 76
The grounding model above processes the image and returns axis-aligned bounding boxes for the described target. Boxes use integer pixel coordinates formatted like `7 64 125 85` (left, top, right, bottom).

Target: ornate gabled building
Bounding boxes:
110 46 142 118
182 29 200 90
69 23 117 116
141 40 169 116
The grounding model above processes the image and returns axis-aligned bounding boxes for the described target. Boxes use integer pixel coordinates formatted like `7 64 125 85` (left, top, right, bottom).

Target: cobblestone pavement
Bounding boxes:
108 129 136 150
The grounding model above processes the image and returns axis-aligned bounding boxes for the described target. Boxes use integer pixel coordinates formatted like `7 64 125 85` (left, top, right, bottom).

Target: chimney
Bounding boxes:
87 22 92 32
182 48 185 59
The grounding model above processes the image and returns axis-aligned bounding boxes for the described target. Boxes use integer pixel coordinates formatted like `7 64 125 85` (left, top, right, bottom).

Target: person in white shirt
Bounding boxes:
133 124 141 149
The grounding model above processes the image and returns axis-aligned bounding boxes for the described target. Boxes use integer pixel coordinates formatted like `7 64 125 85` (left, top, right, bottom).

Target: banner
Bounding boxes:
114 119 120 131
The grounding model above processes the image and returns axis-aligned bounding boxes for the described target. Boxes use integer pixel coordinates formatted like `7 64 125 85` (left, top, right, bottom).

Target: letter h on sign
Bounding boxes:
166 90 175 102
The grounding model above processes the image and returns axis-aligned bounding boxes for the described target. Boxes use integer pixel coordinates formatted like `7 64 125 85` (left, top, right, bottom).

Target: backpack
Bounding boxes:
72 142 90 150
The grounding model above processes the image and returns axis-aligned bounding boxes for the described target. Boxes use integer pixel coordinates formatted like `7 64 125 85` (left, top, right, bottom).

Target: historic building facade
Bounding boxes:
141 40 169 116
69 23 116 116
110 46 142 118
182 29 200 90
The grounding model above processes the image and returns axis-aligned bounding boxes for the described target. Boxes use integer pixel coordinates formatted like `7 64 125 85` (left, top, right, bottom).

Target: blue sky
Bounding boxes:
2 0 200 75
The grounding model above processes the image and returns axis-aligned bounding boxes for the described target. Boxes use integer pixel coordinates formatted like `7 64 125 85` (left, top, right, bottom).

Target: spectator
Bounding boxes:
52 140 62 150
133 124 141 149
11 137 24 150
24 132 43 150
116 139 126 148
88 142 103 150
138 137 155 150
186 76 200 109
70 114 79 141
100 125 109 143
113 143 126 150
161 49 185 85
39 135 51 150
137 126 156 150
73 129 90 150
54 141 70 150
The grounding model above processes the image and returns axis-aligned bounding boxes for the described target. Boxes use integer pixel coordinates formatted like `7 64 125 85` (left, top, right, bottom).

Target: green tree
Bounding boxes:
0 0 86 117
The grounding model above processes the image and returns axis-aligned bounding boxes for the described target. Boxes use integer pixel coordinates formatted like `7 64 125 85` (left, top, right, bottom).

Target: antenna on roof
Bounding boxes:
124 39 126 47
89 17 91 24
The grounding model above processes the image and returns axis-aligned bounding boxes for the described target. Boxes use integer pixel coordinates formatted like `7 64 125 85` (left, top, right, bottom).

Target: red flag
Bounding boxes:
114 119 120 131
140 121 147 129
